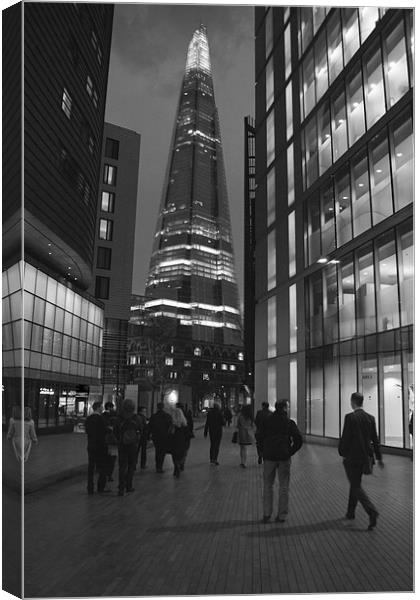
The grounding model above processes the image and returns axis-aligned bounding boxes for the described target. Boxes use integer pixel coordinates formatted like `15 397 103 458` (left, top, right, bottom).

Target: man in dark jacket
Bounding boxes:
85 401 108 495
148 402 173 473
255 401 272 464
115 399 143 496
339 392 384 530
204 403 225 465
260 399 302 523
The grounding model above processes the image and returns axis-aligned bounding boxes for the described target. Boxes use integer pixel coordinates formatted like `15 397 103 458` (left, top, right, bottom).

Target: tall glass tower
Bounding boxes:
145 25 242 348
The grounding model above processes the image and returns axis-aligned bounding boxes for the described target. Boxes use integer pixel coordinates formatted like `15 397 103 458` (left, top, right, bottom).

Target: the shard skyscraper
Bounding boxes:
143 25 244 408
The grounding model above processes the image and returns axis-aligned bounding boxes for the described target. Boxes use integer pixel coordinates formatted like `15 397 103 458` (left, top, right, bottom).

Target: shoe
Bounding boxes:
213 461 219 466
275 517 286 523
118 490 124 496
345 513 355 520
126 487 135 493
262 516 271 524
258 457 262 465
368 511 379 531
240 463 246 468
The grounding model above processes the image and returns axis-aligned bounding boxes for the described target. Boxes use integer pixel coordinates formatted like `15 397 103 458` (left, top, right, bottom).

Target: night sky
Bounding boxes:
105 2 255 305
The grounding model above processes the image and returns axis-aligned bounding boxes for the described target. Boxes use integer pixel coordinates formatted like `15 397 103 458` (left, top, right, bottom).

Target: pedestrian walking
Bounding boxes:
137 406 149 469
7 405 38 462
166 404 188 478
85 401 108 495
115 399 143 496
204 402 225 465
255 401 272 464
260 399 303 523
338 391 384 530
177 402 194 470
237 404 255 468
224 407 233 427
103 401 118 482
148 402 174 473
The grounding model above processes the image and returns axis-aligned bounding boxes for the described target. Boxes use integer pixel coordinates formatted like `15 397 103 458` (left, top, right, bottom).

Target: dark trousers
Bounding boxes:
138 438 148 468
256 433 263 459
87 449 107 493
209 432 222 462
153 441 167 471
118 444 138 492
343 458 377 516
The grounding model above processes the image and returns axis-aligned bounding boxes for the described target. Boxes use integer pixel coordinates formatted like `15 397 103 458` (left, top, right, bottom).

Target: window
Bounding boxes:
61 88 72 119
267 230 276 290
284 24 291 80
103 164 117 186
95 276 110 299
314 32 328 101
359 6 379 43
307 194 321 263
313 7 326 35
335 168 352 247
287 143 294 206
331 86 348 160
184 360 192 367
289 284 297 352
288 211 296 277
267 296 276 358
318 102 331 175
101 191 115 212
266 110 275 167
363 45 385 128
266 58 274 110
338 257 356 340
300 7 313 55
265 8 273 58
165 357 173 366
304 115 318 188
267 168 275 227
398 222 413 326
302 51 315 118
105 138 120 160
194 347 201 356
376 232 399 331
369 133 392 225
384 20 409 108
342 8 360 64
99 219 113 240
91 29 103 64
327 12 343 84
391 112 413 212
347 68 365 146
202 373 209 381
229 365 236 371
221 364 228 370
351 152 370 236
320 184 335 254
86 75 98 108
324 264 338 344
96 247 112 269
308 271 323 347
355 244 376 336
285 82 293 140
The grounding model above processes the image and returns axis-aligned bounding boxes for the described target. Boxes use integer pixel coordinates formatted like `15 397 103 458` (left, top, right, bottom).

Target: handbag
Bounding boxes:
231 431 238 444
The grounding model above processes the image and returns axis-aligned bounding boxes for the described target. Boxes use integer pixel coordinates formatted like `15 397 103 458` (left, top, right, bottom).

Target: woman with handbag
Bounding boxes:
237 404 255 468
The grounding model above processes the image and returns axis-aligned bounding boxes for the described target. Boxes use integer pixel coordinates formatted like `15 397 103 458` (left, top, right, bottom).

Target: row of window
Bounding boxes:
303 109 412 264
3 348 101 380
61 88 96 155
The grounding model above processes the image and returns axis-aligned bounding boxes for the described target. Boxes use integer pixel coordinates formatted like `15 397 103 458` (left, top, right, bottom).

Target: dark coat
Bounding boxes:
255 407 272 435
261 410 303 461
338 408 382 462
149 409 173 445
204 407 225 437
85 413 107 452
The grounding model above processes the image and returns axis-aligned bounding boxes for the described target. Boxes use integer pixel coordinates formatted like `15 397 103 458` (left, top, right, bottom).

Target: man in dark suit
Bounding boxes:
339 392 384 530
204 402 225 465
85 401 108 495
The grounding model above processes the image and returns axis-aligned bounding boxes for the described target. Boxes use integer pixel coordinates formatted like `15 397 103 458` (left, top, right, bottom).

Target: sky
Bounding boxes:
105 2 255 304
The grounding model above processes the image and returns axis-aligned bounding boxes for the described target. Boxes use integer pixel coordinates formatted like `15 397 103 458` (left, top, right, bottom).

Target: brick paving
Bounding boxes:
13 425 414 596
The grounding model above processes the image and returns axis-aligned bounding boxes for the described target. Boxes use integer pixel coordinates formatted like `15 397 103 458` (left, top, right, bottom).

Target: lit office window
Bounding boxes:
103 164 117 186
61 88 72 119
289 284 297 352
101 191 115 212
338 257 356 340
315 32 328 101
320 184 335 254
91 29 103 64
318 101 331 175
376 232 399 332
267 167 276 227
370 133 393 225
267 296 276 358
363 45 385 128
229 365 236 371
266 57 274 111
307 195 321 263
288 212 296 277
287 143 294 206
184 360 191 367
335 168 352 247
305 115 318 188
165 357 174 366
308 271 323 347
194 347 201 356
221 363 228 371
359 7 379 43
86 75 94 97
285 82 293 140
266 110 275 167
351 152 370 236
391 112 413 211
265 8 273 58
347 68 365 146
284 24 291 80
99 218 113 241
331 87 348 160
384 21 409 108
398 222 414 326
267 230 276 291
268 362 276 406
302 51 315 118
327 12 343 83
289 359 297 421
355 244 376 336
342 8 360 64
324 263 338 344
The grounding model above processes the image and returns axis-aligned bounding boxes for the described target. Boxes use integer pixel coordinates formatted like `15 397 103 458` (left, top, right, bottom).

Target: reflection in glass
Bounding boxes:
398 224 413 326
320 184 335 254
351 152 370 236
327 13 343 83
290 360 297 421
391 112 413 211
265 8 273 58
342 8 360 64
315 32 328 101
384 20 409 107
267 296 276 358
267 168 275 227
284 24 291 80
266 110 275 167
266 57 274 110
287 143 294 206
288 212 296 277
331 88 347 160
356 245 376 336
289 284 297 352
364 46 385 128
267 230 276 291
376 233 399 331
307 195 321 263
335 169 352 246
382 353 403 447
370 134 393 225
347 69 365 146
302 51 315 118
338 258 355 340
268 361 276 405
318 102 331 175
286 82 293 140
305 115 318 188
359 6 379 43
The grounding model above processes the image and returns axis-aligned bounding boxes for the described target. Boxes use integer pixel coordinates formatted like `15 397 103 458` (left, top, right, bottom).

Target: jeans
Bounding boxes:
263 459 291 519
118 444 138 492
87 449 107 493
343 459 377 517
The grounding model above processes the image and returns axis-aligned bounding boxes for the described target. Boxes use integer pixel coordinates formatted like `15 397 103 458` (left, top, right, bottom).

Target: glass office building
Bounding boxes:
144 26 244 408
254 7 413 451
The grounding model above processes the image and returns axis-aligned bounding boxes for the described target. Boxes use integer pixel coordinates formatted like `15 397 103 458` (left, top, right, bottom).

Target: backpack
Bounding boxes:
120 416 140 446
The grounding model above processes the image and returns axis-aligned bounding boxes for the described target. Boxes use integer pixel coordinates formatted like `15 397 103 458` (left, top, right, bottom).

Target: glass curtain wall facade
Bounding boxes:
254 7 413 451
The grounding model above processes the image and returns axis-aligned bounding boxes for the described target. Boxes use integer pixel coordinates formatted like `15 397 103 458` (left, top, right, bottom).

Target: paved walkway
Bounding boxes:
17 427 414 597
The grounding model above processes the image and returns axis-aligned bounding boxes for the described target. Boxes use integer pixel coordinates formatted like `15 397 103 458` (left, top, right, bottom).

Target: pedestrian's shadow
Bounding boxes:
246 518 368 537
147 519 252 534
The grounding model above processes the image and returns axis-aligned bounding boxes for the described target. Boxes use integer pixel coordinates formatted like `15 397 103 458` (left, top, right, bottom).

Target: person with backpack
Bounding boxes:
115 399 143 496
260 398 303 524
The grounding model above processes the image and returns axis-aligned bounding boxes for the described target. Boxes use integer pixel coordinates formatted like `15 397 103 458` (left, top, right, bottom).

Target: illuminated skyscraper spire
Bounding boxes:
145 25 242 347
